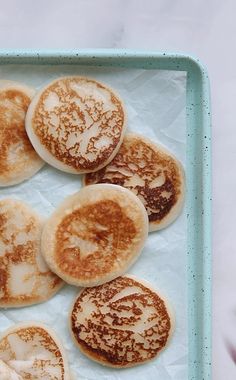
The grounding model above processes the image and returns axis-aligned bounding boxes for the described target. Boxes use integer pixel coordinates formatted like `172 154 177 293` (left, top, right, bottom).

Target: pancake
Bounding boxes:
41 184 148 287
0 80 44 187
0 199 64 308
69 275 174 368
0 322 70 380
25 76 126 174
0 359 23 379
84 133 185 231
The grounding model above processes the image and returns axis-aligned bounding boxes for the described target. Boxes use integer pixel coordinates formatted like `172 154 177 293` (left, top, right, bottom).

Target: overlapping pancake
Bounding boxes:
0 199 64 308
0 80 44 187
70 275 174 368
26 76 126 174
41 184 148 287
84 133 185 231
0 322 70 380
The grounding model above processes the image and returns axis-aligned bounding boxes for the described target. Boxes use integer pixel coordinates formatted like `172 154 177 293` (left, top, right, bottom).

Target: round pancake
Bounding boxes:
84 133 185 231
0 199 64 308
41 184 148 287
0 80 44 187
0 322 70 380
25 76 126 174
69 275 174 368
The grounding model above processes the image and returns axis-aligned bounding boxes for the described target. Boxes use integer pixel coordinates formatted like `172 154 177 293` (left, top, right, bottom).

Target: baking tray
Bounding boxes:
0 49 211 380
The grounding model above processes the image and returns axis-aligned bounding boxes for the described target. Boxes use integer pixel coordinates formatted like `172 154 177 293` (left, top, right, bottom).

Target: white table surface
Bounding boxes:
0 0 233 379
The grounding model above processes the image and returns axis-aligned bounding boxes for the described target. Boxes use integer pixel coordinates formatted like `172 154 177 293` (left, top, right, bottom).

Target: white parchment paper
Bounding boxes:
0 65 187 380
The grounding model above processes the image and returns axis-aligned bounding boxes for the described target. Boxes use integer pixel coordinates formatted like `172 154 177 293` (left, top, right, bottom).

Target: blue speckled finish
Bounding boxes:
0 49 211 380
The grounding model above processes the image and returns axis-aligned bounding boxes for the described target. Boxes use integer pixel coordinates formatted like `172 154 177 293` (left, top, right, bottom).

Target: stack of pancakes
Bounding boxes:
0 75 185 374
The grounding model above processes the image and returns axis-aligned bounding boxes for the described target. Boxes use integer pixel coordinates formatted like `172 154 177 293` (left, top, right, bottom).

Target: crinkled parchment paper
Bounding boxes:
0 65 187 380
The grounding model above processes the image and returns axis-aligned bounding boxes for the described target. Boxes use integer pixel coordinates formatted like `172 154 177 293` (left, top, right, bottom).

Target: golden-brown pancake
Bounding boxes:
84 133 185 231
0 322 70 380
25 76 126 174
69 275 174 368
41 184 148 287
0 199 64 308
0 80 44 187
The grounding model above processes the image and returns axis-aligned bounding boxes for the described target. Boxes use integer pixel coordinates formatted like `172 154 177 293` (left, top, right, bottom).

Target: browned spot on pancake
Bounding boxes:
71 276 171 367
32 77 125 170
17 327 61 355
51 276 63 289
0 268 7 290
55 200 136 280
85 136 183 224
0 89 40 181
0 201 62 306
0 326 65 379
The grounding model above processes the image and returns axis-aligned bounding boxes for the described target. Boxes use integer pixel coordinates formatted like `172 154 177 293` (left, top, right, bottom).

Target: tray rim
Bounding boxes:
0 49 212 380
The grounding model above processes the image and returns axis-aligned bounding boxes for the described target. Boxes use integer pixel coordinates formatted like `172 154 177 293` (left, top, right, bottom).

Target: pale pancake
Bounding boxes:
0 80 44 187
84 133 185 231
0 199 64 308
0 322 70 380
41 184 148 287
26 76 126 174
69 275 174 368
0 359 23 379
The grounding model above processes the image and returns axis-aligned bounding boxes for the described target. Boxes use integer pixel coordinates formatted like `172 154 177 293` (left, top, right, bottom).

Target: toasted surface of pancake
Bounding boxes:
70 275 173 368
0 199 63 308
0 81 44 186
84 133 185 231
0 322 70 380
41 184 148 287
26 76 126 174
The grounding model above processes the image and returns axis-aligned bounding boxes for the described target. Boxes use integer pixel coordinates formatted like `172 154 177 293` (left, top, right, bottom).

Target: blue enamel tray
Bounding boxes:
0 49 211 380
